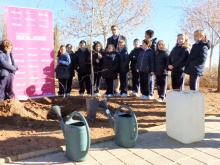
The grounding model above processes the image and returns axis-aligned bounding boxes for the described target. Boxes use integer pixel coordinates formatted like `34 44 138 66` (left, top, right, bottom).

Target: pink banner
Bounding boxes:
5 6 55 100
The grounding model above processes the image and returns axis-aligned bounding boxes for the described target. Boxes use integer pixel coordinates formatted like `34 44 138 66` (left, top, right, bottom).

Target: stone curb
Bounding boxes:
0 116 215 164
0 124 166 164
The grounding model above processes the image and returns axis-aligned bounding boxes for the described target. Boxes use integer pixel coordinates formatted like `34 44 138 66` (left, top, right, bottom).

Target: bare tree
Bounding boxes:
179 0 220 71
58 0 153 47
0 7 7 40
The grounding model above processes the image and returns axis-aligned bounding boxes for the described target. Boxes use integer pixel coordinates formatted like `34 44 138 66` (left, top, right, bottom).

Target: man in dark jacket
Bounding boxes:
129 39 142 97
106 25 127 50
75 40 91 96
0 40 18 101
145 30 157 99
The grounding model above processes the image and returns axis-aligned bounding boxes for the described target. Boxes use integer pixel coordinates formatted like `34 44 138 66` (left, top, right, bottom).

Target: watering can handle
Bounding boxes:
116 105 138 141
68 111 90 156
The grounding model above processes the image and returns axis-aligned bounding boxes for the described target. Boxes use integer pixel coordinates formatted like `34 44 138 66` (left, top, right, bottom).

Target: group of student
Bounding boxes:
55 25 210 102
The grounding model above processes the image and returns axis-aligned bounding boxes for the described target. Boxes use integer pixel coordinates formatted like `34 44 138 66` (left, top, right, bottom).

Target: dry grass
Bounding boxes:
184 66 218 88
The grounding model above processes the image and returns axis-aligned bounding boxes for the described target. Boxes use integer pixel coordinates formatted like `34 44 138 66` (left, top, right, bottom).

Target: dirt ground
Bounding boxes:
0 88 219 158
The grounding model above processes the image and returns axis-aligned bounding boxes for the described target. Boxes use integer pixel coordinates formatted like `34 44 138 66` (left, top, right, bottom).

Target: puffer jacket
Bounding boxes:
0 50 17 77
102 51 119 79
154 49 169 75
184 41 211 76
136 48 154 73
168 45 190 72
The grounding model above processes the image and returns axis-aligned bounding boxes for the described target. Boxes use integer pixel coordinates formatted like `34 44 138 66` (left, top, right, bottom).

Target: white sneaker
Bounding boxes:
66 93 70 96
107 94 114 98
79 93 84 96
156 98 164 102
121 93 127 97
102 93 108 97
149 95 154 99
129 91 135 96
140 95 149 100
133 93 139 97
115 93 121 97
95 93 101 97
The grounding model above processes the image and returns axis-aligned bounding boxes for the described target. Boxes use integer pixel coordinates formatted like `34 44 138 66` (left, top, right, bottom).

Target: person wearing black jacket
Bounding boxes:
129 39 142 97
116 40 130 97
55 45 71 96
66 44 76 96
184 30 210 91
102 44 119 97
0 40 18 101
106 25 127 50
136 39 154 100
154 40 169 102
145 30 157 99
92 41 104 96
168 34 190 91
75 40 91 96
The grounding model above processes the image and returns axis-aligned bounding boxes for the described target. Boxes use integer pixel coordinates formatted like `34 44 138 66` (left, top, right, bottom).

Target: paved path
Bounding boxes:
10 116 220 165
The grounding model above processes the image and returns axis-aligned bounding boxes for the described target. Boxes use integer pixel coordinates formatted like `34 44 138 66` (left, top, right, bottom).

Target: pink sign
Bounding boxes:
5 6 55 100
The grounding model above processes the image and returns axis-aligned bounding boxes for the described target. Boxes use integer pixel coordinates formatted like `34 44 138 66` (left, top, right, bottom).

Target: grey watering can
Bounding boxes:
51 105 90 162
99 100 138 148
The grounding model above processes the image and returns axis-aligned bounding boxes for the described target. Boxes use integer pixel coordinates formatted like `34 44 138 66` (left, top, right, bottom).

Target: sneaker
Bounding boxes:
87 94 91 97
95 93 101 97
107 94 114 98
66 93 70 96
149 95 154 99
133 93 139 97
79 93 84 96
156 98 164 102
129 91 135 96
121 93 127 97
140 95 149 100
115 93 121 97
102 93 108 97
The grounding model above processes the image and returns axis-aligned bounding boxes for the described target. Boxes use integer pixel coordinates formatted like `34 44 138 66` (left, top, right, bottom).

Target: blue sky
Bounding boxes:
1 0 219 66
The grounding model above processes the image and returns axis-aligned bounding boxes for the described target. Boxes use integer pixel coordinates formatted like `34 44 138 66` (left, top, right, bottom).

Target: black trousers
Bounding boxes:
105 78 114 95
189 74 200 91
78 73 91 94
139 71 150 96
119 72 128 94
149 75 155 96
171 71 185 90
94 73 101 93
131 70 139 93
155 75 167 99
66 75 74 93
0 74 14 101
58 79 68 95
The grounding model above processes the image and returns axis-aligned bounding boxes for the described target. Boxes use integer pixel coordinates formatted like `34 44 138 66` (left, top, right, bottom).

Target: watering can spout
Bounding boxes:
106 109 114 129
99 100 114 129
51 105 65 135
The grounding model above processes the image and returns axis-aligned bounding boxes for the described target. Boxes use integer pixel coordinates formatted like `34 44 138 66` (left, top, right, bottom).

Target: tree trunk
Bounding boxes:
209 29 214 71
217 44 220 92
103 32 107 48
209 46 214 71
90 0 95 97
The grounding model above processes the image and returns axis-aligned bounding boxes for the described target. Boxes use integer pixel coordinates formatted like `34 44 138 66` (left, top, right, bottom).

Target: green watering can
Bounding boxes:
51 105 90 162
100 100 138 148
